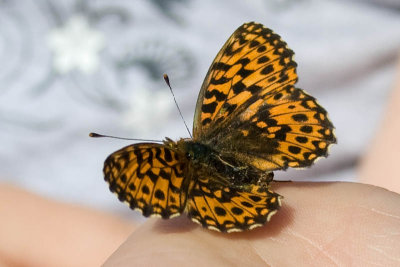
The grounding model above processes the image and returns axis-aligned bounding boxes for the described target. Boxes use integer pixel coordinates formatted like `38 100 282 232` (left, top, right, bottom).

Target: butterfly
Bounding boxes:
100 22 336 233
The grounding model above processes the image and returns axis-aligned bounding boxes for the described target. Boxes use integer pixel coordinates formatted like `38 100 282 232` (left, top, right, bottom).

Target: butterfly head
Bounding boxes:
181 141 213 164
163 138 206 163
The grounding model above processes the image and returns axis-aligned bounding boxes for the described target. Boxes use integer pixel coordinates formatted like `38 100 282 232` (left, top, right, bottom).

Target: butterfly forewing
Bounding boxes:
187 178 282 232
193 22 335 172
193 22 298 140
104 143 189 218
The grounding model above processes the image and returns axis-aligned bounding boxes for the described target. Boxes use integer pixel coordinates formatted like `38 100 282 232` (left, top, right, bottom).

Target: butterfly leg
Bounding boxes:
257 172 274 187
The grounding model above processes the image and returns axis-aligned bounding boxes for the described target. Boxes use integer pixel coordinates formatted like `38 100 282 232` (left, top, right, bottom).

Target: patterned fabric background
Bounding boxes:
1 0 400 218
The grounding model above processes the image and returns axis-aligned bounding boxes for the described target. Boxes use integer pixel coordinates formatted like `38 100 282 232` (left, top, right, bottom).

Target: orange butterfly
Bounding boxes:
99 22 336 232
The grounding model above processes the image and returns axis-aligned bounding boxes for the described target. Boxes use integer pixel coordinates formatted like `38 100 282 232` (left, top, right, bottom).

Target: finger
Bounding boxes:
104 182 400 266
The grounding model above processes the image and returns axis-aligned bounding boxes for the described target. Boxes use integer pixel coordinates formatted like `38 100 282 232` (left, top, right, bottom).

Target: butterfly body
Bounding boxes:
177 139 274 187
102 22 336 232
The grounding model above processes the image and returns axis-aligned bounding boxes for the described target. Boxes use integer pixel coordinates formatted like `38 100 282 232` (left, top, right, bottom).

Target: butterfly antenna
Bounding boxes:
163 74 192 138
89 132 163 143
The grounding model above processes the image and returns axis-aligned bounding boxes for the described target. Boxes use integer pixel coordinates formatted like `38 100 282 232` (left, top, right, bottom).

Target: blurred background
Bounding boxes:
1 0 400 221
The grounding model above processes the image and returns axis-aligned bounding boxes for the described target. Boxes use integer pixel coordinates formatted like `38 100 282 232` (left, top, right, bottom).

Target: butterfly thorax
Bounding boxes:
166 138 273 188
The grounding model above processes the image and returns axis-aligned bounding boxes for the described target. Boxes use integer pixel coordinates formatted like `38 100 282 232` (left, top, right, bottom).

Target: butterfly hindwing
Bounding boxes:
193 22 298 140
187 178 282 232
104 143 189 218
214 85 336 171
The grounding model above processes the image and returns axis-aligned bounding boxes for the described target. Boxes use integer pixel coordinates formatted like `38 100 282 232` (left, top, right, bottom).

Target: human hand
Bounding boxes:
104 182 400 266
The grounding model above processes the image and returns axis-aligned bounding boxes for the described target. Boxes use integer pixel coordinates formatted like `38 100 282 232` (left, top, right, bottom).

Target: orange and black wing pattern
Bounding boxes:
215 85 336 171
104 143 189 218
193 22 335 171
187 177 282 233
193 22 297 139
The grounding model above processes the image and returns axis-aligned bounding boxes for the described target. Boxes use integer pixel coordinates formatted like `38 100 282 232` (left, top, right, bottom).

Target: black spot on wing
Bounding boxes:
128 183 136 191
257 45 266 52
231 207 244 215
288 146 301 154
210 76 229 85
261 64 274 75
273 93 283 100
214 206 227 216
159 169 170 180
248 85 262 94
154 189 165 200
146 170 158 183
202 102 218 114
249 195 261 202
141 185 150 194
249 40 260 48
205 89 227 101
292 114 308 122
295 136 308 143
232 81 246 94
212 62 231 71
300 125 313 133
257 55 270 64
164 149 173 162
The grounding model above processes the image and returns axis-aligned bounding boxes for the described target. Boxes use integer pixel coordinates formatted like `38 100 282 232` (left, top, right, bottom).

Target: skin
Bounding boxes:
1 57 399 267
104 183 400 266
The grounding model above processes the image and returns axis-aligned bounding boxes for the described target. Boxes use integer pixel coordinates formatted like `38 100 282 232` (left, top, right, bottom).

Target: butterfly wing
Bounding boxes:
193 22 335 171
104 143 189 218
187 177 282 232
214 85 336 171
193 22 297 139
